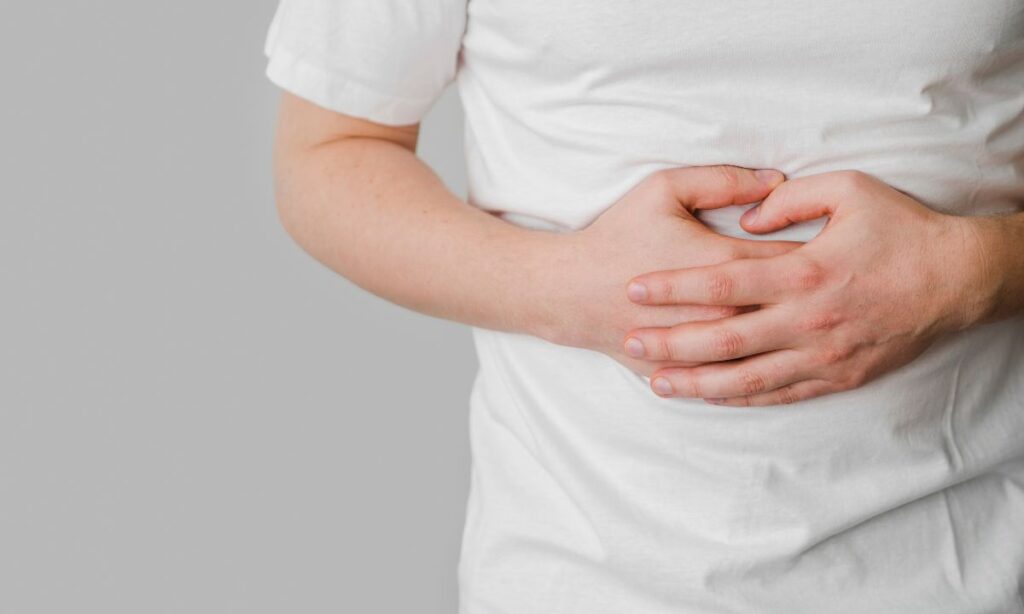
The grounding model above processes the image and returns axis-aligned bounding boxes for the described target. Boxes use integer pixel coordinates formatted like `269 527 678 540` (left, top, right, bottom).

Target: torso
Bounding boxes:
454 3 1024 612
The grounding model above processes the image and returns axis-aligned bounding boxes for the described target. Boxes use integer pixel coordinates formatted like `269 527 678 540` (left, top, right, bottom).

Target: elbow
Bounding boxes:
272 181 304 246
270 159 355 273
270 149 322 253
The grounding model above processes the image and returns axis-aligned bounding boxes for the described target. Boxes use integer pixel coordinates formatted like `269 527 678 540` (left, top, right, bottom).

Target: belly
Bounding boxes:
460 318 1024 611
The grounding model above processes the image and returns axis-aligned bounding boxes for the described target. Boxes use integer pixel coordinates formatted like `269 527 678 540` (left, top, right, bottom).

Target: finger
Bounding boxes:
704 379 836 407
647 350 813 399
655 165 785 212
626 255 805 307
612 353 709 378
624 306 793 363
739 171 867 234
715 235 804 259
628 303 749 333
616 304 757 375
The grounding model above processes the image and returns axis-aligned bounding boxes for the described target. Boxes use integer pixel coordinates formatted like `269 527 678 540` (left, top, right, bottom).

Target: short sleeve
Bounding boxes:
263 0 468 126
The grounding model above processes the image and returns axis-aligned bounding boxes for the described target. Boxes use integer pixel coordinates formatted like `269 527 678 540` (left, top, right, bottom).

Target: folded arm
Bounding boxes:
272 91 801 376
272 91 565 337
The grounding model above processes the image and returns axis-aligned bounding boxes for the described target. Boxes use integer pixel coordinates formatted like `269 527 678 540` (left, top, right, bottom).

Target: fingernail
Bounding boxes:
624 337 645 358
743 205 761 223
652 377 674 396
755 169 782 185
705 398 726 405
626 282 648 302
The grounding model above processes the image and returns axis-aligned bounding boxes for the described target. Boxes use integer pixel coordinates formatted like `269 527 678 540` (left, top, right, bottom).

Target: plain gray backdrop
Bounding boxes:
1 2 472 612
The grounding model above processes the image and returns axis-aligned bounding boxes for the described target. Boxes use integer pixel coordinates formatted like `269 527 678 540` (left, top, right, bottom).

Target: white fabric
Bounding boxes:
265 1 1024 612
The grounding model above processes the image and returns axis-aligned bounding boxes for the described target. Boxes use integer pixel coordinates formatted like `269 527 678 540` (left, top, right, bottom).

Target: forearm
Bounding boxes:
958 211 1024 328
274 135 569 337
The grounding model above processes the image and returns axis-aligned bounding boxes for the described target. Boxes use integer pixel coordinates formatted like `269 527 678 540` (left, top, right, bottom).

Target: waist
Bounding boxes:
461 84 1024 232
470 316 1024 474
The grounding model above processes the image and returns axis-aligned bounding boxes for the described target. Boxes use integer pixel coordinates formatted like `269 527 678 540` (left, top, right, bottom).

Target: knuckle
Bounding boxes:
651 276 676 303
835 170 869 193
710 328 745 358
800 310 843 332
837 366 869 389
715 244 743 263
712 165 742 192
738 370 769 395
705 274 734 303
776 385 802 405
792 259 828 291
681 376 703 398
851 367 872 387
819 343 853 366
659 331 682 361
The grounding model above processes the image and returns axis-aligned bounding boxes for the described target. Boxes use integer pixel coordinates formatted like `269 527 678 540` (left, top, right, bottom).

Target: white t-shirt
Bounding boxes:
264 2 1024 612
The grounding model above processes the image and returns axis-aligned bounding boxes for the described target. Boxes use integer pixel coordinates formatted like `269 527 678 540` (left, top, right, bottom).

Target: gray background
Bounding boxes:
1 2 472 612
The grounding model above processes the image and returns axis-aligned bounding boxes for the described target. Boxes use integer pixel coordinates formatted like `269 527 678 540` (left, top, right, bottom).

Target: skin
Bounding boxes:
273 91 801 377
275 91 1024 402
622 170 1024 406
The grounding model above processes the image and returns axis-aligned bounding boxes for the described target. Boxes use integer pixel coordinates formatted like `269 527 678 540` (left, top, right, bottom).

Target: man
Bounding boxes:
265 1 1024 611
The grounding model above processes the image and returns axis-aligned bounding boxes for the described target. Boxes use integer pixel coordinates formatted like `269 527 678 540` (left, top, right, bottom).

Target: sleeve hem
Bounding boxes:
264 44 439 127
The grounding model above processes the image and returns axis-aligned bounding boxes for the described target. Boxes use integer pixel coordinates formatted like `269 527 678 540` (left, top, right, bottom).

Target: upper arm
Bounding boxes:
273 90 420 155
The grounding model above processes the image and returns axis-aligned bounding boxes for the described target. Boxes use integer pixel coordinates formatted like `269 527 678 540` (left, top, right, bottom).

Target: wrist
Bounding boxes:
503 226 587 345
520 229 593 345
941 214 1005 332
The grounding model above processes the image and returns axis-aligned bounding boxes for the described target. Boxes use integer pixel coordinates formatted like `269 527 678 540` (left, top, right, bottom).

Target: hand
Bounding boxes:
621 170 990 404
541 165 802 377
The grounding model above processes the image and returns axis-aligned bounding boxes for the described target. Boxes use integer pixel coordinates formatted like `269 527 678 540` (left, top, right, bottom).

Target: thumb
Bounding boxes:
740 174 840 234
654 165 786 213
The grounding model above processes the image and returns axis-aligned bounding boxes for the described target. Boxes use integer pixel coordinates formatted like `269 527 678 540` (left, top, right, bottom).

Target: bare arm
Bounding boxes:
272 91 799 374
967 211 1024 327
272 91 564 337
